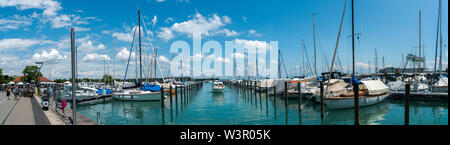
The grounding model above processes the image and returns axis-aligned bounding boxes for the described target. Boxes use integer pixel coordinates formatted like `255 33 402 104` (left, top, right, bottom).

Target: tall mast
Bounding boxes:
418 10 422 73
138 9 143 87
313 13 317 77
438 0 443 77
434 0 442 77
351 0 359 125
375 48 378 79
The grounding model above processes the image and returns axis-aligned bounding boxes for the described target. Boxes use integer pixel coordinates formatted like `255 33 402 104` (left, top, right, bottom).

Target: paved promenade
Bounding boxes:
0 92 51 125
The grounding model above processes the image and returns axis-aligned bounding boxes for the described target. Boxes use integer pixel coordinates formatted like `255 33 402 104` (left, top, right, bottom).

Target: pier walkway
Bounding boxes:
0 92 51 125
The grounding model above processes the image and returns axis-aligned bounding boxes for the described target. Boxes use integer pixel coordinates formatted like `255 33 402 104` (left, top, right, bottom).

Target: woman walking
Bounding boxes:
6 87 11 100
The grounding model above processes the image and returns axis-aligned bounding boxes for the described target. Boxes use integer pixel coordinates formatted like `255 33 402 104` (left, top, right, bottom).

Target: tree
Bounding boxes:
21 66 42 84
0 68 4 84
102 74 113 85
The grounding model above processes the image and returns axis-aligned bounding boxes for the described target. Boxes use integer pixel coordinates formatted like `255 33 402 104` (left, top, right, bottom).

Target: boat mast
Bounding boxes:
438 0 443 78
418 10 422 73
351 0 359 125
434 0 442 78
313 13 317 77
138 9 143 87
375 48 378 79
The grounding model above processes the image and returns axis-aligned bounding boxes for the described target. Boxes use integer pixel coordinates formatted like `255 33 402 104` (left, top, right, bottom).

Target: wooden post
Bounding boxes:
285 81 288 107
273 86 277 102
320 81 324 119
298 82 302 111
161 87 165 111
175 86 178 104
354 82 360 125
169 85 173 105
97 112 100 125
405 83 411 125
265 82 269 99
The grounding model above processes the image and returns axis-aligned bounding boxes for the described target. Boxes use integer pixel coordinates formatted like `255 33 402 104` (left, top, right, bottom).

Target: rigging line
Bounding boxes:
326 0 347 94
301 40 315 77
122 25 138 87
141 11 166 83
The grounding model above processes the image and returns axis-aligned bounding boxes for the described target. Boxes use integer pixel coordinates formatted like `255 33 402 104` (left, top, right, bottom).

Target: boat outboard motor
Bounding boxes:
41 94 50 110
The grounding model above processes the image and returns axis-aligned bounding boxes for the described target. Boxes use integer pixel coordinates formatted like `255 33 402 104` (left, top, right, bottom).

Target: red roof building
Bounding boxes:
12 76 52 82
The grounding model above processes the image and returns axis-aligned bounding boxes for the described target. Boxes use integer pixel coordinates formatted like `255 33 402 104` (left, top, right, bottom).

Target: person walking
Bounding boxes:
6 88 11 100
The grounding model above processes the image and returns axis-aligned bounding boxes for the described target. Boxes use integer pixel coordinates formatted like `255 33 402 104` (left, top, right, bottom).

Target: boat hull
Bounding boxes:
112 91 162 101
212 87 225 93
324 93 390 109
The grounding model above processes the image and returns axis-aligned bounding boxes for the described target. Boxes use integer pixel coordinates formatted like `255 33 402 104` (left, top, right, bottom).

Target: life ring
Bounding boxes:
42 101 49 107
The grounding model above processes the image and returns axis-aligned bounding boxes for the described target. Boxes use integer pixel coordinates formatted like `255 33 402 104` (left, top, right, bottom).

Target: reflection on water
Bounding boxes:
77 83 448 125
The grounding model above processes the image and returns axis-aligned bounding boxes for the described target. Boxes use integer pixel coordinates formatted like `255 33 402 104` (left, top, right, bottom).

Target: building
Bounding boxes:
12 76 53 84
378 67 428 74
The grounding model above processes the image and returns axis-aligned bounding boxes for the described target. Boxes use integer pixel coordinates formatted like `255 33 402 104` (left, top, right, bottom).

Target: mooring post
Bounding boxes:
96 112 100 125
258 82 262 98
169 85 173 105
161 87 165 111
298 82 302 111
175 86 178 104
405 83 411 125
265 82 269 99
285 81 288 107
354 80 360 125
320 81 324 119
273 86 277 102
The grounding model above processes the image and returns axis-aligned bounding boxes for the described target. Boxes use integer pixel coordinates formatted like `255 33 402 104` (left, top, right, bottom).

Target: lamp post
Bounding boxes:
35 62 44 96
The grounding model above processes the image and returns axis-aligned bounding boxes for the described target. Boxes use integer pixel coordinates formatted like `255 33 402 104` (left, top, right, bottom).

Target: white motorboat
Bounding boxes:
212 81 225 93
113 89 163 101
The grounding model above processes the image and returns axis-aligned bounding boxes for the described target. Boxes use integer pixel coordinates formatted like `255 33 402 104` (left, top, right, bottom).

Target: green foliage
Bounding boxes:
21 66 42 84
0 68 4 84
102 74 114 85
54 79 67 83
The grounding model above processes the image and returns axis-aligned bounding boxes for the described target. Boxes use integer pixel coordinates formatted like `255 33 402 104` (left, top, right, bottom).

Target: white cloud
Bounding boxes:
0 0 62 16
0 0 93 29
0 15 33 31
233 39 269 53
152 15 158 27
116 47 136 61
0 38 40 50
157 27 175 41
78 40 106 52
158 55 169 63
156 0 166 2
232 52 245 59
82 53 111 62
157 12 238 40
112 32 133 42
32 49 67 64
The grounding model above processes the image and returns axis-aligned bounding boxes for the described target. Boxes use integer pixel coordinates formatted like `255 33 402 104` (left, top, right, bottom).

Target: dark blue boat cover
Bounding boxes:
141 83 161 92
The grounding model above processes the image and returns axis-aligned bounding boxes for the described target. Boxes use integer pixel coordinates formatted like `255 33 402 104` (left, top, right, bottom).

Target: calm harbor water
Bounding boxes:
77 82 448 125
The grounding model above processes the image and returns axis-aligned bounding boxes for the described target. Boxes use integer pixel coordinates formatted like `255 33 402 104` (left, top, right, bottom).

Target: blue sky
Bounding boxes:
0 0 448 79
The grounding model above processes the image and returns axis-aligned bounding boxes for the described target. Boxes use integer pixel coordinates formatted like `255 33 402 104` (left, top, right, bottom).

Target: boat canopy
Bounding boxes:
434 77 448 87
142 84 161 92
361 80 389 95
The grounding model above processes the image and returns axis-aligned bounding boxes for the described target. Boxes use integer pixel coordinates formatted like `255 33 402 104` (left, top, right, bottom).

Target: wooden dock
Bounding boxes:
50 98 97 125
76 94 113 105
389 91 448 101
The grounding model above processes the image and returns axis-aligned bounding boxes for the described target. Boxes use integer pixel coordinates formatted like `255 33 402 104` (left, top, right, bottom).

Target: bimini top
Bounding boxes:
361 80 389 95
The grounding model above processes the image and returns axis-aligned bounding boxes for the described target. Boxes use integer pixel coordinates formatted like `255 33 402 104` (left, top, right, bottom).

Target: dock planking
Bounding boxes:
389 91 448 101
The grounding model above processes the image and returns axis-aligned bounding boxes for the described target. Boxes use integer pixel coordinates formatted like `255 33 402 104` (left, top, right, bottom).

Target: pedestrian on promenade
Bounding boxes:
6 88 11 100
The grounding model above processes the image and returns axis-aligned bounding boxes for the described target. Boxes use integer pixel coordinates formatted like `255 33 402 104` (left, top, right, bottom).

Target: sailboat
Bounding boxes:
318 0 390 109
112 9 164 101
432 0 448 93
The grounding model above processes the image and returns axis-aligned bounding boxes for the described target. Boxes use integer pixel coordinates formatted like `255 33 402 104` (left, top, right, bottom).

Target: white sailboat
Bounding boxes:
324 80 390 109
112 9 164 101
